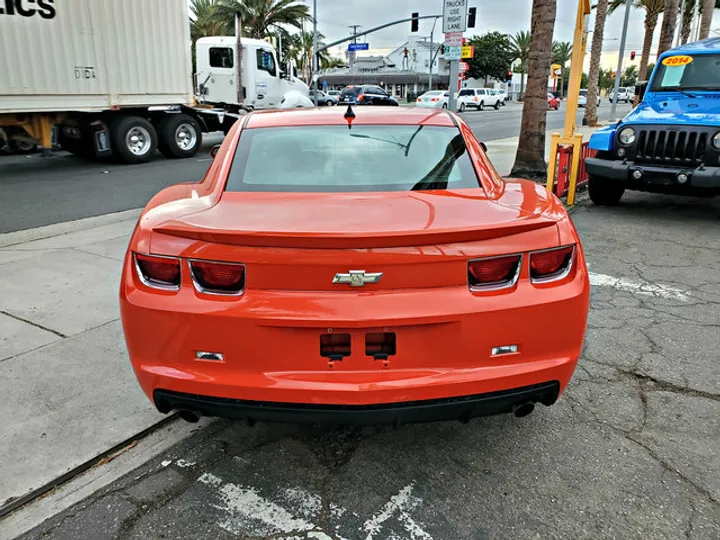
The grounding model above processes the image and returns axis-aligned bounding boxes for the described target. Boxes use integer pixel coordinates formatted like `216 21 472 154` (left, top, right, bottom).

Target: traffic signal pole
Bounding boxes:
609 0 632 122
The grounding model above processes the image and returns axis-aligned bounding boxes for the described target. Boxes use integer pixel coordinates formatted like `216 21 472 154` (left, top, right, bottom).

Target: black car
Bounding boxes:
338 85 399 106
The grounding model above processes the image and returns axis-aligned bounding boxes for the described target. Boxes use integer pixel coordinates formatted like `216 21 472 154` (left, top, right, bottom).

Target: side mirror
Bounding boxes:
479 142 487 153
279 70 287 79
210 144 220 158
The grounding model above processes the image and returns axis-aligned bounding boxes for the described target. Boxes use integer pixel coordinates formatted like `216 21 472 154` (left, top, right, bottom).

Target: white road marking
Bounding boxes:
175 459 195 468
196 474 428 540
589 272 690 302
160 460 171 467
363 483 433 540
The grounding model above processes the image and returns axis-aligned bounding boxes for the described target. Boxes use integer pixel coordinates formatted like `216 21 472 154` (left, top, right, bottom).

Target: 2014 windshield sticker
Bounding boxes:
662 55 693 66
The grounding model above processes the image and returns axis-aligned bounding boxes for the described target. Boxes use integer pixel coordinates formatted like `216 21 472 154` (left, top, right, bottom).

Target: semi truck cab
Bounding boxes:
586 37 720 205
195 37 309 110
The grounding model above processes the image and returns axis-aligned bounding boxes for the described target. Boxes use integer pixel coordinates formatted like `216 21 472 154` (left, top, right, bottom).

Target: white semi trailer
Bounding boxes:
0 0 309 163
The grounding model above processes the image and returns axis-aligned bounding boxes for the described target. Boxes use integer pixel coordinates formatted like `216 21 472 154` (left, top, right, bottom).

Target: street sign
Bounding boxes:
444 32 463 47
443 0 468 33
444 46 462 60
459 61 469 73
461 45 474 59
347 43 369 51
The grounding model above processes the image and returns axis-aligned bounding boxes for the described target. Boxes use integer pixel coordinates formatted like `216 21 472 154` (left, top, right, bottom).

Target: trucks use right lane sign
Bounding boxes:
443 0 468 33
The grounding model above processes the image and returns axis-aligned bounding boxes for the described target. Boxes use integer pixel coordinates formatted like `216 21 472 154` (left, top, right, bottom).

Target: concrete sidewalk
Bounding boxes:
0 210 162 512
0 126 598 528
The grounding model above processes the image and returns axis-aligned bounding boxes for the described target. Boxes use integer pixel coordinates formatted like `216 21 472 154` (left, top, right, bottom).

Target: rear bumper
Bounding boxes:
586 157 720 190
154 381 560 425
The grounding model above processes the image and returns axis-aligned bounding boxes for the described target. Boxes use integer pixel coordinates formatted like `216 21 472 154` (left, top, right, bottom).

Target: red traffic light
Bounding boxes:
508 71 513 79
630 51 636 60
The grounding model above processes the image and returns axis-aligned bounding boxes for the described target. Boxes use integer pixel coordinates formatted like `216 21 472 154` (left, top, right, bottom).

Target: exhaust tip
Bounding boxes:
512 402 535 418
178 410 201 423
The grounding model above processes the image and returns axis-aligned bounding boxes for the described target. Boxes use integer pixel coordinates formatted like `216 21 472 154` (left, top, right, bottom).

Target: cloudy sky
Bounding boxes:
300 0 708 70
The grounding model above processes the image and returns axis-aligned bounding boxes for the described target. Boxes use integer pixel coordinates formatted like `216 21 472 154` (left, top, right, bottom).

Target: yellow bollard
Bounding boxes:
546 132 561 194
566 134 583 206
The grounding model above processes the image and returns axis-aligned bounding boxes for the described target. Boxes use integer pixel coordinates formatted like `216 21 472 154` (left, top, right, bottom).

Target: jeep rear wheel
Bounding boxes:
588 175 625 206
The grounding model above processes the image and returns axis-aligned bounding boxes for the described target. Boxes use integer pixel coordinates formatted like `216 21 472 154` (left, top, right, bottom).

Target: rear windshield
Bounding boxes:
579 90 587 96
340 87 363 96
225 125 480 193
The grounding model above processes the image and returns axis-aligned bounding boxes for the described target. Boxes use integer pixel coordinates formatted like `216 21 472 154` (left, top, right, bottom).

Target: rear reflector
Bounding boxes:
189 260 245 294
134 253 181 290
468 254 522 290
366 332 396 359
529 246 574 282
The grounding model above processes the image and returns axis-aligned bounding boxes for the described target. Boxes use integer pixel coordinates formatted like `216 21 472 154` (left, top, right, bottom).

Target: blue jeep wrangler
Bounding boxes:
586 38 720 205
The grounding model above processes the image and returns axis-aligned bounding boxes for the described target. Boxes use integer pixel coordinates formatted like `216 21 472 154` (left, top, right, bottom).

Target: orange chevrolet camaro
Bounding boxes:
119 106 590 425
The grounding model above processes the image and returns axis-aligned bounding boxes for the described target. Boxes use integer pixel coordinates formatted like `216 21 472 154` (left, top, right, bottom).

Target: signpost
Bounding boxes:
443 0 468 111
347 43 369 51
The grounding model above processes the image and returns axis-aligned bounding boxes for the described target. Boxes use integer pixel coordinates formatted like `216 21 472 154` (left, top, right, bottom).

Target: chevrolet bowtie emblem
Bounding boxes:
332 270 383 287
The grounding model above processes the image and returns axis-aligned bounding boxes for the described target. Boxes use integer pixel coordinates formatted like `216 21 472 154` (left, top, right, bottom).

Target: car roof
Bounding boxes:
661 36 720 57
244 107 457 128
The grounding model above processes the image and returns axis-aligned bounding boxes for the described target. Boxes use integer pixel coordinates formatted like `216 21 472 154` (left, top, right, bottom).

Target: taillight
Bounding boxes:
431 97 439 102
529 245 575 282
357 94 364 101
417 97 422 102
134 253 181 290
468 254 522 290
189 260 245 295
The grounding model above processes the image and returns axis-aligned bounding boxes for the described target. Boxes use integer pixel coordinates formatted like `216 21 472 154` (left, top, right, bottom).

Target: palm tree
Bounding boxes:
584 0 609 127
287 31 331 84
511 0 556 178
609 1 665 89
552 41 573 98
680 0 696 44
657 0 680 57
323 57 346 69
509 31 532 98
213 0 310 39
190 0 224 43
698 0 717 39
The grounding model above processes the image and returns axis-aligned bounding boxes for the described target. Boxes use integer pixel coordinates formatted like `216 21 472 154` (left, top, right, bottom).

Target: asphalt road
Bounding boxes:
19 191 720 539
0 103 632 233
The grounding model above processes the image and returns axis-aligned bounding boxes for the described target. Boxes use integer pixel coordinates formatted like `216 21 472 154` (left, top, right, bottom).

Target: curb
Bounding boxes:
0 209 142 249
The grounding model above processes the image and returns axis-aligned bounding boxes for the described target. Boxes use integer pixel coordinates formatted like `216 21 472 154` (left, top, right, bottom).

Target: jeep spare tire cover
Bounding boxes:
280 91 314 108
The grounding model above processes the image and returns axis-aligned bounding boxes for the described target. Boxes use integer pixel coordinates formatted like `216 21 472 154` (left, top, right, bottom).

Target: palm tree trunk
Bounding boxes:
657 0 680 57
511 0 556 178
681 0 696 44
520 70 526 98
639 13 659 88
584 0 609 127
699 0 715 39
560 68 564 98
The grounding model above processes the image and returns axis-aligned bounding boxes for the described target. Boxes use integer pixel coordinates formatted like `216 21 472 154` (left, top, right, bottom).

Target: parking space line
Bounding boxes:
589 272 690 302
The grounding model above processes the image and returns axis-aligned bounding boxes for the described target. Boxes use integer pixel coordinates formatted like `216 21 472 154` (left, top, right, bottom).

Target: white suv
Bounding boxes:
610 87 633 103
457 88 500 112
495 88 509 105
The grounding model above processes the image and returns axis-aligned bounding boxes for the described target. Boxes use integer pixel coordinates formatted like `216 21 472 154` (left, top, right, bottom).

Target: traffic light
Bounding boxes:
441 44 446 54
411 12 419 32
630 51 636 61
508 70 513 80
468 7 477 28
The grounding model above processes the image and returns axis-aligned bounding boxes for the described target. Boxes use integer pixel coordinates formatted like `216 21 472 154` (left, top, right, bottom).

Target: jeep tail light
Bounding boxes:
357 94 364 101
529 245 575 282
189 260 245 295
134 253 181 290
468 254 522 290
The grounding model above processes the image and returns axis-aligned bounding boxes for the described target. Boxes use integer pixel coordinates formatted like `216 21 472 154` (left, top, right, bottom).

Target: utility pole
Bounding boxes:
348 24 361 68
312 0 318 105
675 0 686 47
609 0 632 122
429 17 439 91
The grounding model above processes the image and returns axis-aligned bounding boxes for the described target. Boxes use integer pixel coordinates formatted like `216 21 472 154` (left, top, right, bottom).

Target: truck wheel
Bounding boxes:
110 116 157 164
459 102 466 112
588 175 625 206
478 101 484 111
494 101 500 110
9 138 38 154
158 114 202 159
